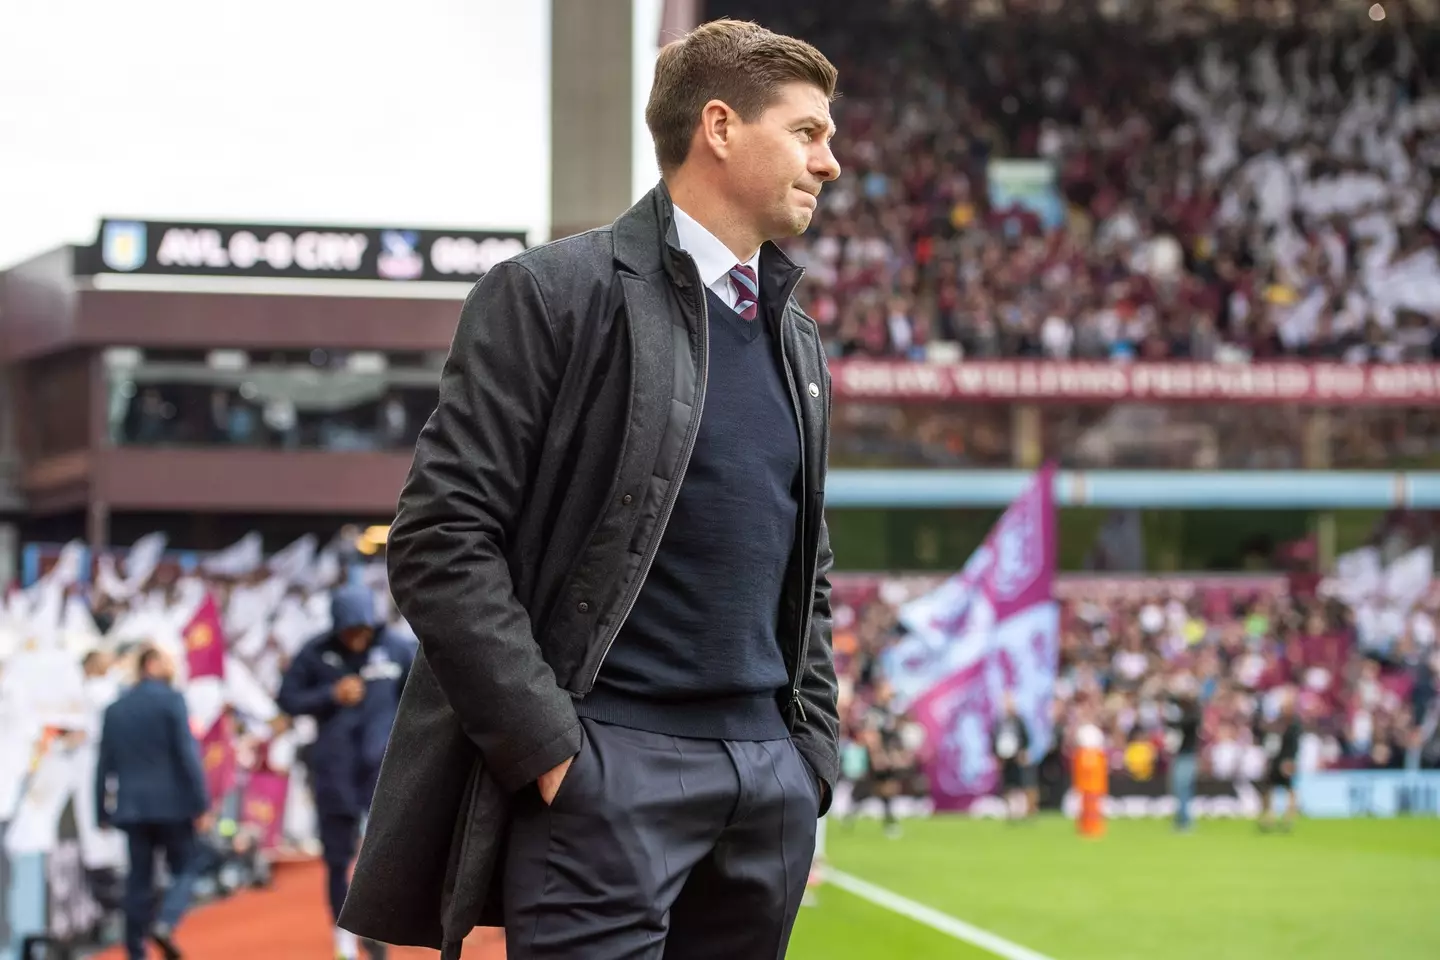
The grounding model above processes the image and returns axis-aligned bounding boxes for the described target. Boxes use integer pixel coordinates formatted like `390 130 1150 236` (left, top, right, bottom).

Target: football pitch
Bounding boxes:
788 816 1440 960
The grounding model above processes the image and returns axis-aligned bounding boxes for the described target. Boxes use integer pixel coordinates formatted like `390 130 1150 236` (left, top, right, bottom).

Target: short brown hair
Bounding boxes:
137 644 165 675
645 19 837 173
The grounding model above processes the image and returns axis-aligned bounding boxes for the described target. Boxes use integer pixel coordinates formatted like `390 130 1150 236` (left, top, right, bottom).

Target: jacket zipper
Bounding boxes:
777 266 823 725
582 256 711 692
775 268 815 724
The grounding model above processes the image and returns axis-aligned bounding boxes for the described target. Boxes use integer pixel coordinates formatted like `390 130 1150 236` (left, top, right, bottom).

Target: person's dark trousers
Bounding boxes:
504 718 820 959
319 813 363 924
122 821 199 960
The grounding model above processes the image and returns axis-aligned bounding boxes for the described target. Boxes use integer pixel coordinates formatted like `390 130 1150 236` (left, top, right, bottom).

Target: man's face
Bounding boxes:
725 81 840 243
147 650 177 683
340 626 375 653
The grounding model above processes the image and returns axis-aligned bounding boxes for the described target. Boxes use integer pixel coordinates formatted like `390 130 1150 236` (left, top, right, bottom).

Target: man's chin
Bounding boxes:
758 210 814 244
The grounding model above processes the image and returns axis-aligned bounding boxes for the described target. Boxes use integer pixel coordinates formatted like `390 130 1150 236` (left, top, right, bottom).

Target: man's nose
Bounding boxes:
813 145 841 183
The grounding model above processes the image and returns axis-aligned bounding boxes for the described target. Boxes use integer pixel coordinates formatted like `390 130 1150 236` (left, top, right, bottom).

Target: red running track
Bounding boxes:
92 859 506 959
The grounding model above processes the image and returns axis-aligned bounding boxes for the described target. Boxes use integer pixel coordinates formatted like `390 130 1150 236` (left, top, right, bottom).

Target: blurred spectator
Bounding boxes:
992 691 1036 819
1163 672 1204 830
96 646 209 960
1255 688 1304 830
846 681 927 835
277 583 412 960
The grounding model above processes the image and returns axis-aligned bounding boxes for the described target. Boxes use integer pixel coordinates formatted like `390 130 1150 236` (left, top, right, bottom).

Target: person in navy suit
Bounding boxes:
96 645 209 960
278 582 414 960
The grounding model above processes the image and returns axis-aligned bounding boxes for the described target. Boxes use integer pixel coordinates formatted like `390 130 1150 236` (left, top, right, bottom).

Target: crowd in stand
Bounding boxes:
831 563 1440 819
716 0 1440 362
0 536 422 953
1048 586 1438 775
3 513 1439 865
0 535 406 873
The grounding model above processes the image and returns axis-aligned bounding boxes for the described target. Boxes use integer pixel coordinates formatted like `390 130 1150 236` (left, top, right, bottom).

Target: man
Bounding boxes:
95 646 208 960
863 682 913 838
342 18 842 960
992 693 1032 821
277 582 413 960
1162 672 1203 832
1256 687 1303 832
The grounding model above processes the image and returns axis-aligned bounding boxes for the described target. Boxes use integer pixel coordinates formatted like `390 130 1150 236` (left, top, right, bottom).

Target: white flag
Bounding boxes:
201 532 264 578
1331 547 1383 606
267 535 318 583
121 532 168 595
95 555 129 603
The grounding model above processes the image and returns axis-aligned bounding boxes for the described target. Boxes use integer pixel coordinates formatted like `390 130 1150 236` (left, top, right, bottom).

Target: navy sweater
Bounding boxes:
578 285 799 740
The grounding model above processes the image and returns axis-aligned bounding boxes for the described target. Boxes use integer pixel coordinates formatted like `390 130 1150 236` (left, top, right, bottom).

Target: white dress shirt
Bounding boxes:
672 204 761 313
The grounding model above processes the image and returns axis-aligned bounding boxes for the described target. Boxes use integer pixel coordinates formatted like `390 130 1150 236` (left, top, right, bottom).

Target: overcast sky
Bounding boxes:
0 0 662 270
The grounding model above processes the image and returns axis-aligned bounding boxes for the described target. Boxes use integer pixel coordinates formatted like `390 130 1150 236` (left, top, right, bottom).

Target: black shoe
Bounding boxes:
361 938 389 960
151 923 183 960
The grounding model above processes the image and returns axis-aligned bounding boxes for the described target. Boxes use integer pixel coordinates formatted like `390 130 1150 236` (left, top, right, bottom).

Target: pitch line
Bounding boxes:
825 869 1060 960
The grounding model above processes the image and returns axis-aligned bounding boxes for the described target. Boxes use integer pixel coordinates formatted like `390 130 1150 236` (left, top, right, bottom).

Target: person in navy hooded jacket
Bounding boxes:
279 582 414 960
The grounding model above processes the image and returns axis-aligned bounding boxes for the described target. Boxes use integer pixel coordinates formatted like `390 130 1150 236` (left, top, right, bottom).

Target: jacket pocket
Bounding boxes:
546 722 589 810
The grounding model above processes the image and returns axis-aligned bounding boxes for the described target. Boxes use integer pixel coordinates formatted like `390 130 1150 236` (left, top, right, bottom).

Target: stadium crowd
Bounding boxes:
0 533 407 868
830 560 1440 822
714 0 1440 362
4 520 1436 834
0 516 1436 947
104 6 1440 479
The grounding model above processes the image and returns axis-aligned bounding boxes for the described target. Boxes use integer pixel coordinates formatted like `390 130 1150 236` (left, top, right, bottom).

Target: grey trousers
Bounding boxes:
503 717 820 959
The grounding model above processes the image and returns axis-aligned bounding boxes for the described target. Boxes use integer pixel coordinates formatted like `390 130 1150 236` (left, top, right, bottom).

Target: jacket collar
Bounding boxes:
613 181 804 302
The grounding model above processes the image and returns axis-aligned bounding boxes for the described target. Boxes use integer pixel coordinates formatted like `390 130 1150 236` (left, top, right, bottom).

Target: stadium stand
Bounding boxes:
716 0 1440 362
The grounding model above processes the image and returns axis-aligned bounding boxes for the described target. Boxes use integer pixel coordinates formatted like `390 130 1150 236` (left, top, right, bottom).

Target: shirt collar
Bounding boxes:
671 204 760 290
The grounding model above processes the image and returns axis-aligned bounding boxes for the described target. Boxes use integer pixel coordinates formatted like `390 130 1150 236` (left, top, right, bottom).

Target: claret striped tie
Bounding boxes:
728 264 758 321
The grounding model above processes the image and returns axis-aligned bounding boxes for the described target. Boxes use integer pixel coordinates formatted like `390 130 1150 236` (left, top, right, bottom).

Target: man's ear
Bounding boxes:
698 99 736 161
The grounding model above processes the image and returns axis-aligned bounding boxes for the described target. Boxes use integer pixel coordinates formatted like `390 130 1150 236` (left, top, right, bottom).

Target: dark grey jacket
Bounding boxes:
340 184 838 956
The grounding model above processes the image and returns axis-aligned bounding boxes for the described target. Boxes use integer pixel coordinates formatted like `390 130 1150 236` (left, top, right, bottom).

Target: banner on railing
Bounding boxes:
1297 771 1440 818
829 360 1440 405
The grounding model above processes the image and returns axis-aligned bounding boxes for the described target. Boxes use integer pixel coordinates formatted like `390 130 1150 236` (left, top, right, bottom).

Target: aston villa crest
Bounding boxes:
101 221 147 272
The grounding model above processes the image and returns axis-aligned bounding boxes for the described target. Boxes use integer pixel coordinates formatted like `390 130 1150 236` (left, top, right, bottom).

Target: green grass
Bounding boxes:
790 816 1440 960
790 884 999 959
